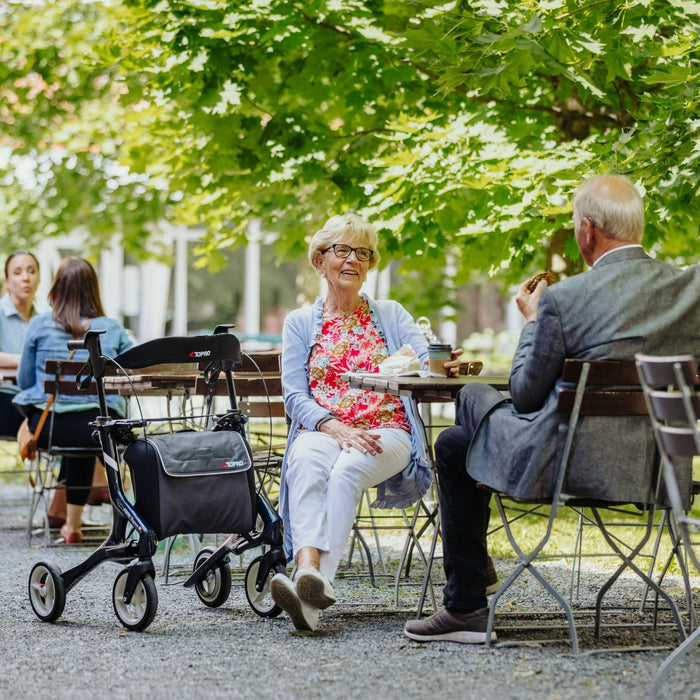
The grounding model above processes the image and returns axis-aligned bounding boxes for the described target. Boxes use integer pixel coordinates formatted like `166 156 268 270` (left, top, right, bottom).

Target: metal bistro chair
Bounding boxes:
486 359 689 653
26 358 120 546
636 353 700 695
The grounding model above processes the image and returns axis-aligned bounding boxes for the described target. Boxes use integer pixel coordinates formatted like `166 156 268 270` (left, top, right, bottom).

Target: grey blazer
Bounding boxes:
467 248 700 504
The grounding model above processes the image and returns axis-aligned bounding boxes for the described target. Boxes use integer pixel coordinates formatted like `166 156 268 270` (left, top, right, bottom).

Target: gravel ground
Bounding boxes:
1 483 698 700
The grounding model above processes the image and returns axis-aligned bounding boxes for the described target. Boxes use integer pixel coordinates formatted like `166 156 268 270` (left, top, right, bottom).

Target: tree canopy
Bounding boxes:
2 0 698 309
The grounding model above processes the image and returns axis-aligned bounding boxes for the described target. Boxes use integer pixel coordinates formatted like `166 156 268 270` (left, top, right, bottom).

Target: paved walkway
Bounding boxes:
1 483 698 700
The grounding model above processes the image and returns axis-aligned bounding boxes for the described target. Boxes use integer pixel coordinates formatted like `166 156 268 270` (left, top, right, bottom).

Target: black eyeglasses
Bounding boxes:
321 244 373 262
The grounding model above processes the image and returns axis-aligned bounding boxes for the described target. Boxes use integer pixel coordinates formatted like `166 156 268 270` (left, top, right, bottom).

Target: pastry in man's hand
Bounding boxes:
526 271 556 294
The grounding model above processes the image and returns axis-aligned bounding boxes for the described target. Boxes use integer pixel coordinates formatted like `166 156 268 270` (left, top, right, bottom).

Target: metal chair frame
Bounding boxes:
486 359 689 654
27 358 118 546
636 353 700 695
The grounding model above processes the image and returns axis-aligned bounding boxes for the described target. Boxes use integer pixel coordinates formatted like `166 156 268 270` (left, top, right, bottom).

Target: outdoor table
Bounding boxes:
0 369 17 386
341 370 510 614
103 372 283 398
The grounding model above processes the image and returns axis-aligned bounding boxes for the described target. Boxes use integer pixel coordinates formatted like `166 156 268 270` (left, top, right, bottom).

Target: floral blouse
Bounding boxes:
309 300 410 433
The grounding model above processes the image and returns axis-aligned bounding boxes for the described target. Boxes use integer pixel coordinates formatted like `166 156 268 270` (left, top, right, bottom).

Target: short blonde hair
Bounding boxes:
308 213 380 271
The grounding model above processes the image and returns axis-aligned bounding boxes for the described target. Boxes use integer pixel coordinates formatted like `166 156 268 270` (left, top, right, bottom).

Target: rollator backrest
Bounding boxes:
113 333 241 371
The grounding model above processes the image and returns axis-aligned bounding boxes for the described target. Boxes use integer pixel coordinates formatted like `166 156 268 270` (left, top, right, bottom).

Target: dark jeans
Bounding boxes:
28 408 101 507
0 392 25 438
434 384 499 613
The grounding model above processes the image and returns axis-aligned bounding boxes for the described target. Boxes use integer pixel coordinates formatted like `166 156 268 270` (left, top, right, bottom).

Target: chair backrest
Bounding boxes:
43 359 120 397
556 359 647 416
636 354 700 459
636 353 700 544
549 359 655 507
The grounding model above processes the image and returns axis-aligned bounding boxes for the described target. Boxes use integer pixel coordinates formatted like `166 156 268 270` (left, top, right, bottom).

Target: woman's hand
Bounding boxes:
318 419 383 455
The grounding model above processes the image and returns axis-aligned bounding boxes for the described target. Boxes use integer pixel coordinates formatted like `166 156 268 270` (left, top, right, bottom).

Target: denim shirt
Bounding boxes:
0 293 34 397
13 312 133 416
279 293 431 559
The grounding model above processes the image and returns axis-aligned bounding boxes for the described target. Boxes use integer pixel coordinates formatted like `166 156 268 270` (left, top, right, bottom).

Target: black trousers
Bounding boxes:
28 408 101 507
0 392 25 437
434 384 503 612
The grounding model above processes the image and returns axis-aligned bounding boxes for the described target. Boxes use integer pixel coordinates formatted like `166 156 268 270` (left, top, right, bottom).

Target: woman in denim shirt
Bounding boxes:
14 257 132 544
269 214 456 633
0 250 40 436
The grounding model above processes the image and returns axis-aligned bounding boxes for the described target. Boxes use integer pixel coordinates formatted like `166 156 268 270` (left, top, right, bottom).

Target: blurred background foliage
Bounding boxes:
1 0 698 315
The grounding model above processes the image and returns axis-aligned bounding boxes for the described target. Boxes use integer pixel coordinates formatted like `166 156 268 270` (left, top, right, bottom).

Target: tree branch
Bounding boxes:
554 0 619 21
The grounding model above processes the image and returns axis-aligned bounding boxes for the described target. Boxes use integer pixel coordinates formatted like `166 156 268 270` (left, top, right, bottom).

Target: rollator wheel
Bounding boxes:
245 555 282 618
28 562 66 622
112 568 158 631
193 547 232 608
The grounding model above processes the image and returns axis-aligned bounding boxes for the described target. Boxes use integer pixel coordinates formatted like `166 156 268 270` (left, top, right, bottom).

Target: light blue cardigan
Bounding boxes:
279 293 432 560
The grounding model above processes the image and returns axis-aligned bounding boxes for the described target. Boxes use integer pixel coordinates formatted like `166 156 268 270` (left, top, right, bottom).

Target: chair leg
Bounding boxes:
487 494 580 654
345 490 384 581
590 507 686 641
364 492 386 574
638 509 667 613
568 507 586 604
348 525 376 587
666 511 698 631
415 519 440 618
651 624 700 697
162 533 202 583
393 501 435 606
26 452 57 547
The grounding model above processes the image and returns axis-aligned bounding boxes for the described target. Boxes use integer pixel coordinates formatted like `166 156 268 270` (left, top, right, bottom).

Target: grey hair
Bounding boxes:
572 174 644 242
308 213 381 271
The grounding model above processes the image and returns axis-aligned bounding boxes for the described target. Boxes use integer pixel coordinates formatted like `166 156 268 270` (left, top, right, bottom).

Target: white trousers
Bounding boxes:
284 428 411 581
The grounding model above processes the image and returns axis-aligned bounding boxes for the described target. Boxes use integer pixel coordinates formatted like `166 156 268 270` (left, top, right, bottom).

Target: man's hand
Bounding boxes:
515 278 547 323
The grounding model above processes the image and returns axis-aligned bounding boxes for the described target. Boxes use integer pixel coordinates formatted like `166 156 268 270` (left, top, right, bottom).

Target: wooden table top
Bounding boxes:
341 372 510 403
103 371 283 398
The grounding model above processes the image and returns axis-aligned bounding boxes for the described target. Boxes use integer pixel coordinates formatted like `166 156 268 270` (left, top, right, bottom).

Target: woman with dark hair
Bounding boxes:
14 257 132 543
0 250 40 436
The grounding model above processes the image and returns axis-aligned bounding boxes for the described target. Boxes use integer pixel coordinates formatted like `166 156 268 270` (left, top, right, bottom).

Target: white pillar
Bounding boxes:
138 260 171 341
440 255 457 346
376 263 391 300
173 229 188 336
99 240 124 322
244 220 261 338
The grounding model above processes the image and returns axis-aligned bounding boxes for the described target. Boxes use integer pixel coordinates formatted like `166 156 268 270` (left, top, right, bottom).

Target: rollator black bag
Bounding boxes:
124 430 257 540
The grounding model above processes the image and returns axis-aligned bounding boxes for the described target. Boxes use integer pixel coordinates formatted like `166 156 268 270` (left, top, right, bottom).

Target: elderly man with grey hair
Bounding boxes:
404 173 700 644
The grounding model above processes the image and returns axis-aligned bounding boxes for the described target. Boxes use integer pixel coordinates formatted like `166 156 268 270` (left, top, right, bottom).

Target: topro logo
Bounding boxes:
222 460 248 470
189 350 211 358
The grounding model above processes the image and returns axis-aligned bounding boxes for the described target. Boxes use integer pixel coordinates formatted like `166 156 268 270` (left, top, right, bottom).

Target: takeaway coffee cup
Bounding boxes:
428 343 452 376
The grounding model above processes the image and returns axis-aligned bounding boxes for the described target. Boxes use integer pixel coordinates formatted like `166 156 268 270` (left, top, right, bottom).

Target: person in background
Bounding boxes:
270 213 460 632
14 257 132 544
0 250 40 436
403 173 700 644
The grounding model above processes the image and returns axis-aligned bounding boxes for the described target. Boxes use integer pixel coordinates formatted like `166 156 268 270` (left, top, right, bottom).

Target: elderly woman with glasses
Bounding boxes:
270 213 437 632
